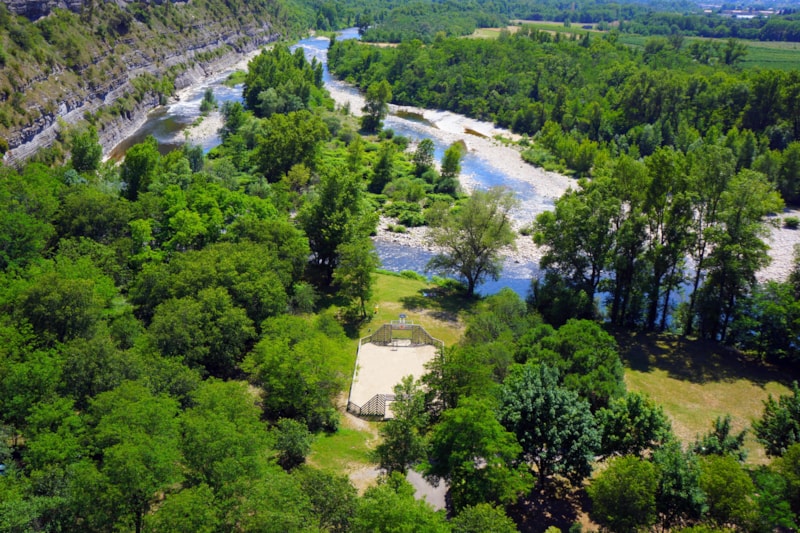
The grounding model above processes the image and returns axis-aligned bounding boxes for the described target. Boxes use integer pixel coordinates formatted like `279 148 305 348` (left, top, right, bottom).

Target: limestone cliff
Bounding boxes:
0 0 295 164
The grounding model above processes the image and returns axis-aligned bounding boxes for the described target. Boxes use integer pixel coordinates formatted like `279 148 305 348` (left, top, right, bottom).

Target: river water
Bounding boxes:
116 29 552 297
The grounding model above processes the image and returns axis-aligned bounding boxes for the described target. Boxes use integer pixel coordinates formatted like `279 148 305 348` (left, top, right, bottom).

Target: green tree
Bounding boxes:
373 376 428 475
597 391 673 457
274 418 313 470
295 467 358 532
353 473 449 532
497 363 599 486
70 125 102 174
242 315 350 431
369 141 395 193
692 415 747 462
588 455 659 533
179 380 270 490
145 484 220 533
361 79 392 133
697 169 783 341
427 187 518 297
121 136 160 201
299 165 377 285
436 141 465 195
254 110 329 181
333 237 380 317
754 382 800 457
532 318 625 410
698 454 755 527
451 503 518 533
652 440 706 530
413 138 435 178
424 397 533 512
88 382 183 533
533 177 619 314
147 287 256 378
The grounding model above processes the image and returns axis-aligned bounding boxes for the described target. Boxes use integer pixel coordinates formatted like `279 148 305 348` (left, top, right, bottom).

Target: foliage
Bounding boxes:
754 382 800 457
424 396 533 512
497 363 599 486
242 314 351 432
652 440 707 530
691 415 748 462
243 45 324 118
588 455 659 533
427 187 517 297
698 454 755 527
299 164 377 285
373 376 428 475
597 391 673 457
352 473 449 532
361 80 392 133
451 503 518 533
274 418 313 470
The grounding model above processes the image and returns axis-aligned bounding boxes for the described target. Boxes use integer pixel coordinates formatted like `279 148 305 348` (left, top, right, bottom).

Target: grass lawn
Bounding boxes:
310 272 471 484
360 272 475 346
616 330 794 464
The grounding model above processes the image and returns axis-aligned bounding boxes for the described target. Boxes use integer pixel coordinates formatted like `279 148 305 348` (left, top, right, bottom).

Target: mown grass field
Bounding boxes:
471 22 800 70
308 272 475 480
311 272 794 484
616 330 794 464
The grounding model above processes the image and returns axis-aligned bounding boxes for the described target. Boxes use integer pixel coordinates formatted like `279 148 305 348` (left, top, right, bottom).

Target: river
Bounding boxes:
114 29 572 297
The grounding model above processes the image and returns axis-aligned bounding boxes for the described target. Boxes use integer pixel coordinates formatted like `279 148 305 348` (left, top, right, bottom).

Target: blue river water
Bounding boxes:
116 29 551 297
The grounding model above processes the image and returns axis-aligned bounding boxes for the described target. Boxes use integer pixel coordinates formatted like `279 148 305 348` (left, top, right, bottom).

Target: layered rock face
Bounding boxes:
0 0 285 164
3 0 83 20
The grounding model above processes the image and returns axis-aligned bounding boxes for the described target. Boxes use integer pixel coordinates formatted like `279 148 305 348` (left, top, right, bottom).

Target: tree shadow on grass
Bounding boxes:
399 286 474 323
509 481 591 533
614 329 799 388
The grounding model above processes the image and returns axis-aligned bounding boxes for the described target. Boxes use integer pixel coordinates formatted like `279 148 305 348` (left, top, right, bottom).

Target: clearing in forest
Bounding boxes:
347 320 443 419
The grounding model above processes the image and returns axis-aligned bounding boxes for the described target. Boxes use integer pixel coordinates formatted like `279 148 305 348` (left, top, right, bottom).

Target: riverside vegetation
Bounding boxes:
3 0 800 531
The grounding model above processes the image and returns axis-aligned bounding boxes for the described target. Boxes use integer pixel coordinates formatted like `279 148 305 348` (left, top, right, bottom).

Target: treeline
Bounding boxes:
329 30 800 200
620 11 800 42
377 288 800 530
0 43 433 531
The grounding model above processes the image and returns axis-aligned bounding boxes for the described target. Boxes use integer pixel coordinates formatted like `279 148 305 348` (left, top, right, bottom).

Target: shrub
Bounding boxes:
400 270 426 282
785 216 799 229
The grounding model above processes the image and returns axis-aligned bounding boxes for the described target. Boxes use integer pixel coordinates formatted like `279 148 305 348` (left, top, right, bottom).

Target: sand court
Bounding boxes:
347 322 442 418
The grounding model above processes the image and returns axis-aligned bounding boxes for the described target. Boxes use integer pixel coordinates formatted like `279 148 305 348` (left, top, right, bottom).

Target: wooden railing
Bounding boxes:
347 394 396 418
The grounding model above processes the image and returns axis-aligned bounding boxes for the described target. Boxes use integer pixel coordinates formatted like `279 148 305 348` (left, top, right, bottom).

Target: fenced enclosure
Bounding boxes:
348 321 443 419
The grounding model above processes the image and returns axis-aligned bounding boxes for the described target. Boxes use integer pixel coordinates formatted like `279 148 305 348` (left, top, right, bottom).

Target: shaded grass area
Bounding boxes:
616 330 795 464
310 273 469 484
361 272 475 347
308 426 375 473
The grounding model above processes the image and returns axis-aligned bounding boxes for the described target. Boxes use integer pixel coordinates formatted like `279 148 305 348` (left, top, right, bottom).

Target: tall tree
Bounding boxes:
69 125 102 174
424 397 533 512
361 79 392 133
697 169 783 341
427 187 517 297
299 165 377 286
333 237 380 318
121 136 160 201
533 177 619 314
683 144 736 336
497 363 599 486
373 376 428 475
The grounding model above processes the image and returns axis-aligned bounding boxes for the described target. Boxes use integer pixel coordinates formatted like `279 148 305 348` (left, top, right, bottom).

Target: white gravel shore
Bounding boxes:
178 42 800 284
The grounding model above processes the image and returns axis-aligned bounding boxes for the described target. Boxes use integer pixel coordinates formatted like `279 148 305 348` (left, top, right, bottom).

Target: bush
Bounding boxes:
785 216 799 229
387 224 407 233
397 211 425 227
400 270 427 282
